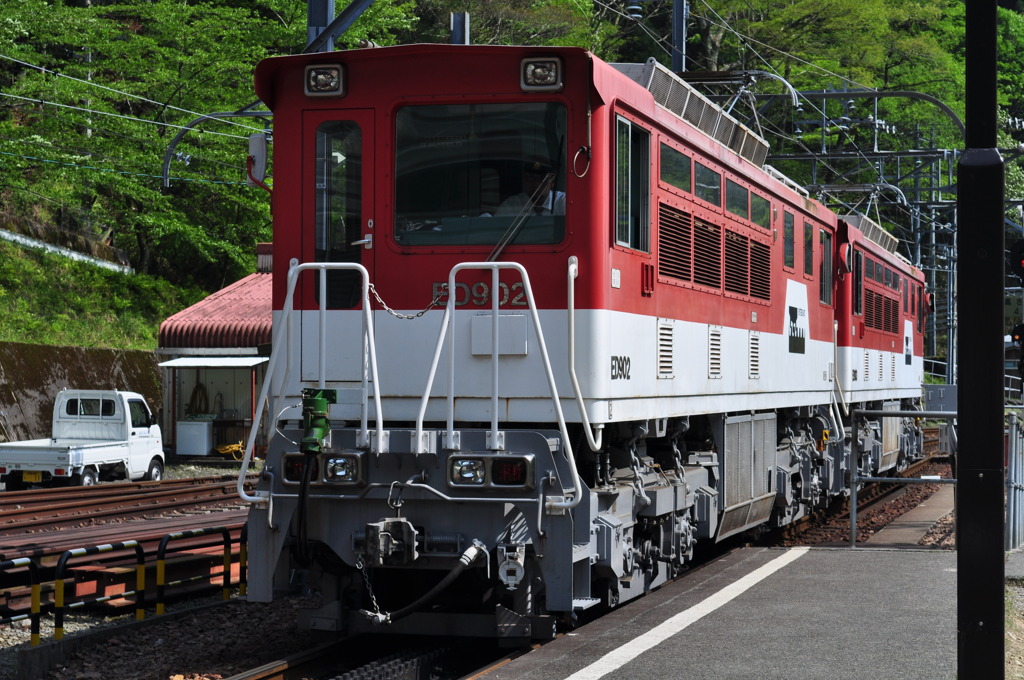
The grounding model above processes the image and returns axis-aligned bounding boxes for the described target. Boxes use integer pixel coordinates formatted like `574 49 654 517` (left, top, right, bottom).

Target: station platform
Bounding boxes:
482 489 963 680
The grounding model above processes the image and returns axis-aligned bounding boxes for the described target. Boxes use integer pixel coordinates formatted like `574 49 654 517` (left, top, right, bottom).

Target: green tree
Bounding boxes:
0 0 416 291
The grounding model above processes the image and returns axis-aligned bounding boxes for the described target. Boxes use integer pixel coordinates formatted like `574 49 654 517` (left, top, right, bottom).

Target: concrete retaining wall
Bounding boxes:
0 342 160 442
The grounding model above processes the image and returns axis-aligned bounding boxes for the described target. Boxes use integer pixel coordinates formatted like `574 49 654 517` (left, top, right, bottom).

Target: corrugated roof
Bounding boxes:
158 272 271 349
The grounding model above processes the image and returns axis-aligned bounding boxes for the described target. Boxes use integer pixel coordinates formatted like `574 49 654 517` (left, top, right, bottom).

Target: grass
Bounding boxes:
0 239 205 350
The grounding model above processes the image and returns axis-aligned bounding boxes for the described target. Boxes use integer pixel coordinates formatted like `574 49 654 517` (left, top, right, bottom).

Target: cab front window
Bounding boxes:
394 103 567 247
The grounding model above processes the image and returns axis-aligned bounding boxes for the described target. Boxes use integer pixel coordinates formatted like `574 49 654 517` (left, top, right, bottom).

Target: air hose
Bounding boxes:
295 389 336 567
362 541 487 624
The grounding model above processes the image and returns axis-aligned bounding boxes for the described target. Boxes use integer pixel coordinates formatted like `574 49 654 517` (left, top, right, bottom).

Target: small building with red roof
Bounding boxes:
156 244 272 457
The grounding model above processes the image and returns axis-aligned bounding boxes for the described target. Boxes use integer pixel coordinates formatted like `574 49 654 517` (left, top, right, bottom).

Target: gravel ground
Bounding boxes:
1009 580 1024 678
0 594 321 680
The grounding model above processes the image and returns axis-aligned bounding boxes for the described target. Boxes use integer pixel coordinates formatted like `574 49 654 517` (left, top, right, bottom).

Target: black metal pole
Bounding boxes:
957 1 1005 677
671 0 688 73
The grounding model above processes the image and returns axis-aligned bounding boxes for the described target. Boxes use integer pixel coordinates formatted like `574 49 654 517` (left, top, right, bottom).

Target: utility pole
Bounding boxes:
956 0 1005 676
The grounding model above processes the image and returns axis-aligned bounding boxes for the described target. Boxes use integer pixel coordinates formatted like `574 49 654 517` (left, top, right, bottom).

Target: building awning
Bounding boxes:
158 357 269 369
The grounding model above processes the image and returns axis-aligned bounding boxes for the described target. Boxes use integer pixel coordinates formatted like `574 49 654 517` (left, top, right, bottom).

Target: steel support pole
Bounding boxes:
957 1 1005 676
1009 413 1018 551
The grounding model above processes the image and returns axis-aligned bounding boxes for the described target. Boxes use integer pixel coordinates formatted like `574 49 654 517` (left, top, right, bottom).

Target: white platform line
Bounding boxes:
563 547 810 680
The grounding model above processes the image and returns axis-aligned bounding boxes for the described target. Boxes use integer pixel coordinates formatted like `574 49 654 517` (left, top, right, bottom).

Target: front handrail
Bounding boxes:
238 262 382 505
414 262 583 511
567 256 603 452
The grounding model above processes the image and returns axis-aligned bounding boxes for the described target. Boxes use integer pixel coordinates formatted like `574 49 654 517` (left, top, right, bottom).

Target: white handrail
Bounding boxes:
238 262 384 505
567 256 603 452
413 262 583 510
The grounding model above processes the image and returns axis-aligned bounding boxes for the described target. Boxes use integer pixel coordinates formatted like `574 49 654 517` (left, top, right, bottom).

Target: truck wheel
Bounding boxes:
145 459 164 482
79 469 98 486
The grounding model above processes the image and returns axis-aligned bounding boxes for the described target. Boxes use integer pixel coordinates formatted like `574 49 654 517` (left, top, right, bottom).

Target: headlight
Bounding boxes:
305 64 345 97
451 458 486 485
521 58 563 92
324 455 360 484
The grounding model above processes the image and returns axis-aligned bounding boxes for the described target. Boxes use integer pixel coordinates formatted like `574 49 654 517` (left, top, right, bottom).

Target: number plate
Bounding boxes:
22 471 42 483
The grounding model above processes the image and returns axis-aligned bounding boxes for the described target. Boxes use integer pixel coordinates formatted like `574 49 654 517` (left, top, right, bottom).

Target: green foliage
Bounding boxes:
0 239 204 349
0 0 416 294
1 0 1023 355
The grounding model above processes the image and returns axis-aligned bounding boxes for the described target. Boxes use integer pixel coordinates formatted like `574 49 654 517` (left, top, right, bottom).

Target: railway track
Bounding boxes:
210 635 518 680
0 476 253 628
0 474 255 533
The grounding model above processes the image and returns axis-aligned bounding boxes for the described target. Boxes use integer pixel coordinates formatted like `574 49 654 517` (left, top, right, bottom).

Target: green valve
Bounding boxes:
300 388 337 454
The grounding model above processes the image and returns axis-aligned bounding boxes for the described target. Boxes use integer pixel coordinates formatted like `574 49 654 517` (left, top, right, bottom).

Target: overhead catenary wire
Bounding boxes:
0 149 248 186
0 52 265 134
0 92 252 140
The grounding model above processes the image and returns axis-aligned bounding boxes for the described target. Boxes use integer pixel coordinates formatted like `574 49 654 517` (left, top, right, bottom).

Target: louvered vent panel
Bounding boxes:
891 354 896 381
609 58 771 168
864 351 870 381
714 117 737 146
688 94 712 128
646 67 675 104
658 204 693 282
749 241 771 300
725 418 753 506
663 81 691 114
741 134 770 166
693 219 722 289
749 331 760 379
878 352 883 379
658 321 674 377
724 231 749 295
886 297 899 334
753 415 772 496
699 105 721 133
709 327 722 378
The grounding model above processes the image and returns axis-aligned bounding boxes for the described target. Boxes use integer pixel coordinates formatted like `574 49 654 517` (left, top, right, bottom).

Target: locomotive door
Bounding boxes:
300 110 376 383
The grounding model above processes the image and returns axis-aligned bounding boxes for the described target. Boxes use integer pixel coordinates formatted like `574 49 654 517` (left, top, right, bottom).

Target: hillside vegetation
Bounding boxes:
1 1 1023 352
0 239 203 350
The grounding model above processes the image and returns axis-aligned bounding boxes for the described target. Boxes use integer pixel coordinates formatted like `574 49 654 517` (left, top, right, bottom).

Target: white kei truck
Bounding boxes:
0 389 164 490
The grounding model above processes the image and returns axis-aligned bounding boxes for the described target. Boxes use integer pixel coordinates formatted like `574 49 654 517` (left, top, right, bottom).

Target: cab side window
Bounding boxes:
616 116 650 252
128 400 150 429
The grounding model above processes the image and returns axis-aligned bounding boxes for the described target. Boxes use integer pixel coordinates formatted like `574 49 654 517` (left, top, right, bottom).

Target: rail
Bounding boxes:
1 526 248 645
0 557 40 646
155 526 234 615
239 262 382 505
238 259 582 512
53 541 147 639
849 409 957 548
413 262 582 512
567 256 603 452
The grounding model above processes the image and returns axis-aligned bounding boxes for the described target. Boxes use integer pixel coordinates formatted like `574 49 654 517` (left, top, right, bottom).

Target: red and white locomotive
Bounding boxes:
239 44 927 642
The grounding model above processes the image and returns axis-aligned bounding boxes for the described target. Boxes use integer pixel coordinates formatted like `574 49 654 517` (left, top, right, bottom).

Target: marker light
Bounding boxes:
491 458 528 486
283 454 319 483
521 58 563 92
305 64 345 97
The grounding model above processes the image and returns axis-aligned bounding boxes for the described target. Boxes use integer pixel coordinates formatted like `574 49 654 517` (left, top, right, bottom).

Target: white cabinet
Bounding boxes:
176 420 214 456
